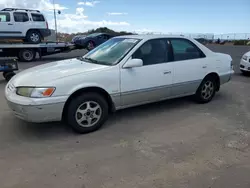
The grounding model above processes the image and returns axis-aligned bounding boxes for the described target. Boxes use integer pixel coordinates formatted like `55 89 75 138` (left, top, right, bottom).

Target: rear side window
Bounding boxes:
13 12 29 22
170 39 205 61
0 12 10 22
31 13 45 22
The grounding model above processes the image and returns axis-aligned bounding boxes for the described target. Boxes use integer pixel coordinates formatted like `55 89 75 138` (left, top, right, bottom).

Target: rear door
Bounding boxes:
0 12 14 37
169 38 208 96
12 12 30 37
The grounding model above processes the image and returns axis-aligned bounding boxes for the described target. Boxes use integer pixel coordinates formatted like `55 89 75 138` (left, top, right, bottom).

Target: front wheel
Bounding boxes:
67 92 109 133
195 77 216 103
86 41 95 51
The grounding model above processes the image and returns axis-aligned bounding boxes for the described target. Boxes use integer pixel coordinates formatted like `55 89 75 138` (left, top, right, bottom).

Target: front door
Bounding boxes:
169 38 208 96
120 38 173 107
0 12 14 37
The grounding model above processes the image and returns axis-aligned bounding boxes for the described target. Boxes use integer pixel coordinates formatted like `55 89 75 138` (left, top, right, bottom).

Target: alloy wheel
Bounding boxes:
75 101 102 127
201 81 214 100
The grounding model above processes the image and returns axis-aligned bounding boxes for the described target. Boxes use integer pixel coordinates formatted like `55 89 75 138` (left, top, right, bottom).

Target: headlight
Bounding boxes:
242 55 248 61
16 87 55 98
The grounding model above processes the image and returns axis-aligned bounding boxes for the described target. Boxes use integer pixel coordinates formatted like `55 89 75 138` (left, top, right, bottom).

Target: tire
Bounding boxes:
67 92 109 134
195 76 217 103
26 30 41 43
86 41 95 51
2 72 7 78
18 49 36 62
4 72 16 81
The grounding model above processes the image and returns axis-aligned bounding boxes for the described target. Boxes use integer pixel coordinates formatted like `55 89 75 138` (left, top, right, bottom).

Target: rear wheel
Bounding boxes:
18 49 36 62
195 76 217 103
26 30 41 43
67 92 109 133
4 72 16 81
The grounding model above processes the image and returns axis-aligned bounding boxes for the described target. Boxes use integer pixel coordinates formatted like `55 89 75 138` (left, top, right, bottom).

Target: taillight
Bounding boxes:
231 61 234 70
46 21 49 29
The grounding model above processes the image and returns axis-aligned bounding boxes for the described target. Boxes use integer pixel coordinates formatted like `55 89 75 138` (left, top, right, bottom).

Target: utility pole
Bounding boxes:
53 0 58 42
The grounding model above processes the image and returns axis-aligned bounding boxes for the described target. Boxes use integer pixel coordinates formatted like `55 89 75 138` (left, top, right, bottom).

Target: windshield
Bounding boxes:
82 37 140 65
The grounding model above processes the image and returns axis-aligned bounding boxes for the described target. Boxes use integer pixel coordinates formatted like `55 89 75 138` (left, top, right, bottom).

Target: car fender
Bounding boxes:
68 82 111 97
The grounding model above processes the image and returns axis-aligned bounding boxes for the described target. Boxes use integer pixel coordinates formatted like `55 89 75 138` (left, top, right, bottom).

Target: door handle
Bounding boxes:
202 65 207 69
8 23 13 25
163 71 171 74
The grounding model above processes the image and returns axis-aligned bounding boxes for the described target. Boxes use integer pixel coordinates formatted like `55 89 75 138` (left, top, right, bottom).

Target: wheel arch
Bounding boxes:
26 29 43 39
62 86 115 121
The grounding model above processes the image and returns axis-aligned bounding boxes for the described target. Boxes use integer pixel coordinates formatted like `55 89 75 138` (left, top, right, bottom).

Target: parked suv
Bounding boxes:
0 8 51 43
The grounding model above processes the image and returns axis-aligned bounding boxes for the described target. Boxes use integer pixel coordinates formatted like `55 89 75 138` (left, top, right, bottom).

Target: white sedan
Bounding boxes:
240 51 250 74
5 35 234 133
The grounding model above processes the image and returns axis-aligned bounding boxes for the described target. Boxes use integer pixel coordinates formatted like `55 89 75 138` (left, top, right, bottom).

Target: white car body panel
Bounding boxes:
5 35 233 123
240 51 250 72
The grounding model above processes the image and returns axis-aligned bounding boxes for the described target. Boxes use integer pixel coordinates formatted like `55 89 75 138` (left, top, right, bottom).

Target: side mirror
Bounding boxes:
123 59 143 68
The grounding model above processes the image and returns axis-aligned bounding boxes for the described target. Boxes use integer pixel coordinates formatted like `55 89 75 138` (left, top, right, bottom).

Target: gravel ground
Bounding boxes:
0 45 250 188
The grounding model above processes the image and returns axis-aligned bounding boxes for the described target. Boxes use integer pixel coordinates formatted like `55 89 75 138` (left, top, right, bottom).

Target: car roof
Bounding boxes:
115 34 214 56
114 34 188 40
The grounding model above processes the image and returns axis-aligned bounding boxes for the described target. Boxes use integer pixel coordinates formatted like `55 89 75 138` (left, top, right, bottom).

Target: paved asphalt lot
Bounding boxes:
1 45 250 188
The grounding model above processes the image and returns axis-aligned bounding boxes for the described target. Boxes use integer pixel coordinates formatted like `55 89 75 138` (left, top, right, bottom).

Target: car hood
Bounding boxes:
11 58 109 86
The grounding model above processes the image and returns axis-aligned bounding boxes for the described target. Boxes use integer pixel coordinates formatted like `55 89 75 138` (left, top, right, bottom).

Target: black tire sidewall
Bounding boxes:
67 92 109 133
5 72 15 81
26 30 41 43
196 77 216 103
18 49 35 62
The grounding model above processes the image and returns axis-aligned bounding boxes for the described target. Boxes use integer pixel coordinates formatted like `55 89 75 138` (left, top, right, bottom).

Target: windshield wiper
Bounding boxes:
83 57 99 64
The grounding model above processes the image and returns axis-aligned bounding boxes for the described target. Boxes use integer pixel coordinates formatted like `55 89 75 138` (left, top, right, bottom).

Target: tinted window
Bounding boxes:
132 39 168 66
170 39 204 61
13 12 29 22
31 13 45 22
0 12 10 22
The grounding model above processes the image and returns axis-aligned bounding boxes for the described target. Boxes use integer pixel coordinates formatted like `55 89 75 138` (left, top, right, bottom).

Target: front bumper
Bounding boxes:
6 100 65 123
5 82 68 123
240 59 250 72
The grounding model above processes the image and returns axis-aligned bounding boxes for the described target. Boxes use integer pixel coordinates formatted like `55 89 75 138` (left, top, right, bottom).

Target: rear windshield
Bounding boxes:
31 13 45 22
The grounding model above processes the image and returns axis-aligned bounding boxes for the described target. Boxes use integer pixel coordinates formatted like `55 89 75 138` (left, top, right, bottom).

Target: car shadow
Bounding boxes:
13 96 194 139
8 93 227 141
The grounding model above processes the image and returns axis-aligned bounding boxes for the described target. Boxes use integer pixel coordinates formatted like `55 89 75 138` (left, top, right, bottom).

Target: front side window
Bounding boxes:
132 39 169 66
31 13 45 22
14 12 29 22
81 38 140 65
170 39 204 61
0 12 10 22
